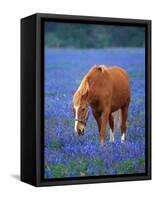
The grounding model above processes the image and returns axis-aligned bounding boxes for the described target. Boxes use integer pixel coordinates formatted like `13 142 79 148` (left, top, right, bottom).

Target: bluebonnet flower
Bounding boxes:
44 48 145 178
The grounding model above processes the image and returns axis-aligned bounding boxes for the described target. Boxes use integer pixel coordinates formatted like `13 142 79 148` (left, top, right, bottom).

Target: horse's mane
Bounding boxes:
73 65 107 106
73 75 89 106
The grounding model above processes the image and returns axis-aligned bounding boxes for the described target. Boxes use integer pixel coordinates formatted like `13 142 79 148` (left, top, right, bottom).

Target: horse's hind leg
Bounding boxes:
109 113 114 142
120 103 129 142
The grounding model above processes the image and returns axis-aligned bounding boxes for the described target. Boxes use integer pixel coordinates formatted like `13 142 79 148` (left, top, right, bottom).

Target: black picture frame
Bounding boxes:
21 13 151 187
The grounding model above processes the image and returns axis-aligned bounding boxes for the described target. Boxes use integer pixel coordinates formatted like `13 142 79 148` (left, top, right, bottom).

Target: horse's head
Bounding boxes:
73 77 89 136
73 95 89 135
72 64 108 136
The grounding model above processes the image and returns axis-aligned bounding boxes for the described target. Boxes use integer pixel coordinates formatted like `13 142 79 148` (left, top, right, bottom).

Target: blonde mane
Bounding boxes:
73 75 89 106
73 65 107 106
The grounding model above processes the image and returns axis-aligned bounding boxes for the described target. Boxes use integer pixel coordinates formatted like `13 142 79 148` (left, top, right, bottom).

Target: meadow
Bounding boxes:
44 48 145 178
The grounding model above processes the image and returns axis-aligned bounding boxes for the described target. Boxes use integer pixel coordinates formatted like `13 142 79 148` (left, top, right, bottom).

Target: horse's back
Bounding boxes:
108 66 130 88
108 66 129 81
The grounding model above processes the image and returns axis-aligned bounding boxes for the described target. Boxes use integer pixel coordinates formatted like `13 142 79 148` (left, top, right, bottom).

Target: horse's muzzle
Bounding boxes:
77 128 85 136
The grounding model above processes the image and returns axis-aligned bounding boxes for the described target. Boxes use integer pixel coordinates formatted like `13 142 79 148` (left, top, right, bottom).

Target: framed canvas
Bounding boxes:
21 13 151 187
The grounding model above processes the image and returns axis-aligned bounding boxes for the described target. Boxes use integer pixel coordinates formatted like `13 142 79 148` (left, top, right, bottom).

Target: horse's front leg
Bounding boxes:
100 110 110 145
92 109 101 133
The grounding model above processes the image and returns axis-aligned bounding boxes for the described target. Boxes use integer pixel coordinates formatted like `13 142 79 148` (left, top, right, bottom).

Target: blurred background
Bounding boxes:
45 22 145 48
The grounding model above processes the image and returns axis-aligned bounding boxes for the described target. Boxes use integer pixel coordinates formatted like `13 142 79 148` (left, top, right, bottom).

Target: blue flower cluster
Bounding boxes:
44 48 145 178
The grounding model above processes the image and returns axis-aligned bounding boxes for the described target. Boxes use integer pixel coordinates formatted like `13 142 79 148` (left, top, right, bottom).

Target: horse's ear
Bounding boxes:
97 65 107 73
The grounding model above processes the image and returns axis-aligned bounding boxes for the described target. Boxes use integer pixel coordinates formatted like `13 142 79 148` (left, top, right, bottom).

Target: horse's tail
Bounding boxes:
112 109 122 128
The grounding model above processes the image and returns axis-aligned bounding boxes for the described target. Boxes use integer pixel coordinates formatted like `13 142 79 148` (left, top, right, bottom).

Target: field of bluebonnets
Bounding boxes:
44 47 145 179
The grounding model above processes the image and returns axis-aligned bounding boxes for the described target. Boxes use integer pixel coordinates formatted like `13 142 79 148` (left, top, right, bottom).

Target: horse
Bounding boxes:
72 64 130 145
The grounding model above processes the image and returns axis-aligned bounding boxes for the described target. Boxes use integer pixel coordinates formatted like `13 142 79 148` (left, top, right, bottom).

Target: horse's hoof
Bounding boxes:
100 140 105 146
109 139 114 143
121 140 125 143
121 134 125 143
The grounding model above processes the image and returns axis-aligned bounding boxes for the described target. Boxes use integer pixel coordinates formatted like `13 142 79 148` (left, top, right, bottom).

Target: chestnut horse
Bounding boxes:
73 65 130 145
